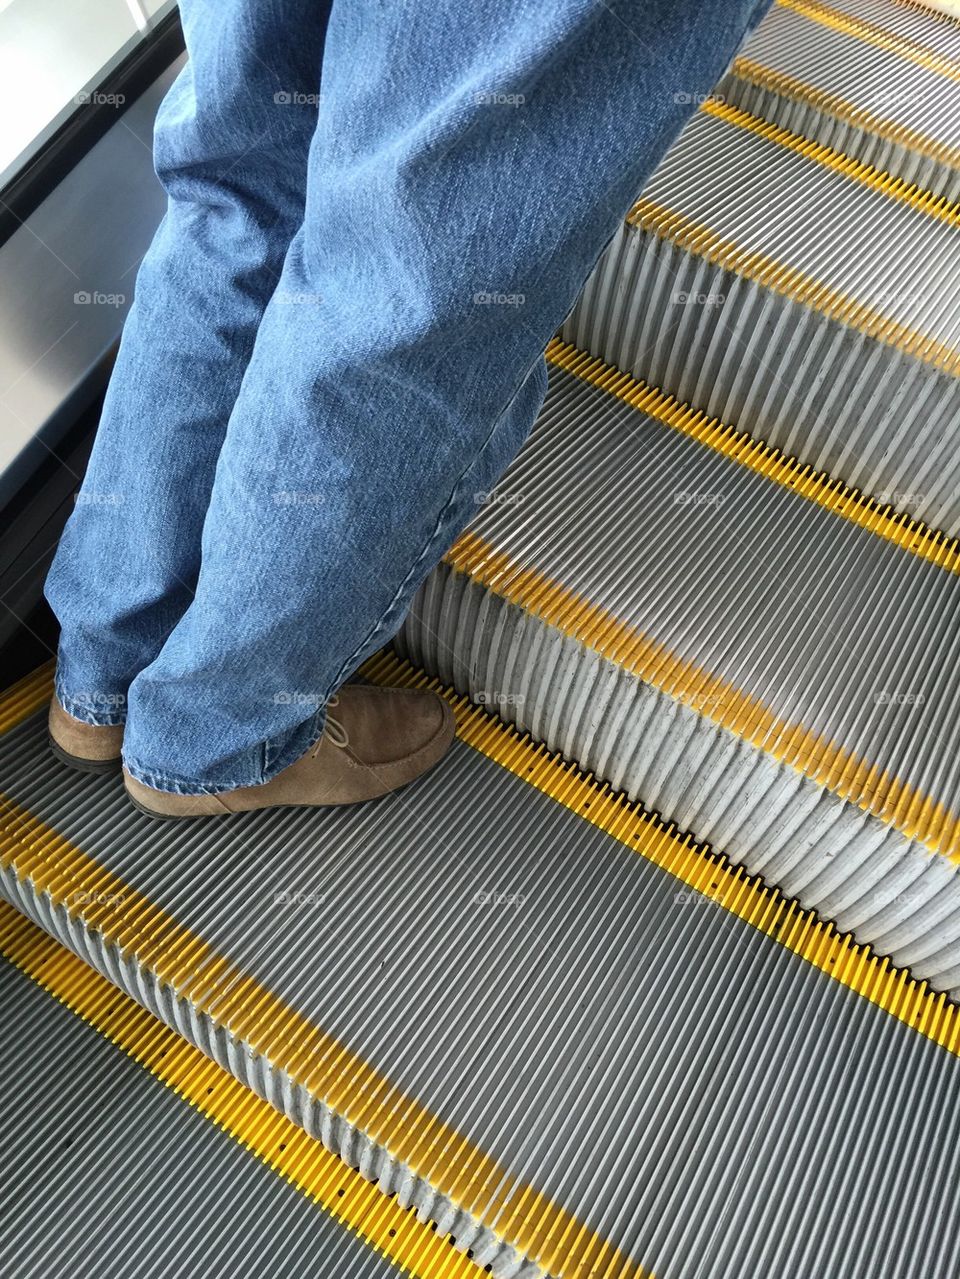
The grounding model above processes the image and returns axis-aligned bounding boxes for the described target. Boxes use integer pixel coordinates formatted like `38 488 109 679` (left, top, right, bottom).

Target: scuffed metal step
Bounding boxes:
4 658 960 1277
561 101 960 538
399 356 960 994
0 905 465 1279
722 0 960 200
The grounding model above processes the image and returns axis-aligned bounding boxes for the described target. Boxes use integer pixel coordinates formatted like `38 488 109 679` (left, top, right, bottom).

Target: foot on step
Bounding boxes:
49 698 124 774
124 683 456 819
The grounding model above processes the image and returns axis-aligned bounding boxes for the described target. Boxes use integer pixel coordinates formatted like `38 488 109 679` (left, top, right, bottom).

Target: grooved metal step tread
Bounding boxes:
399 357 960 994
562 101 960 537
724 0 960 199
643 106 958 347
0 907 458 1279
806 0 960 67
3 660 960 1279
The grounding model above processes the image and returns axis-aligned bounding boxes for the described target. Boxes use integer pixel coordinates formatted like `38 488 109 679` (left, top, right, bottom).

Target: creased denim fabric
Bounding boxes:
47 0 772 793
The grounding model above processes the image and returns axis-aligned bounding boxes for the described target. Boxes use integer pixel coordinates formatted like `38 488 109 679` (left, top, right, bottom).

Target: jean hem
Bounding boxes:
122 706 326 795
55 679 127 728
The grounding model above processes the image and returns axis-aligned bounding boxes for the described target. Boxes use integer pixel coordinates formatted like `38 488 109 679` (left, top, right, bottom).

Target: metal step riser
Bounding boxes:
397 563 960 995
561 221 960 536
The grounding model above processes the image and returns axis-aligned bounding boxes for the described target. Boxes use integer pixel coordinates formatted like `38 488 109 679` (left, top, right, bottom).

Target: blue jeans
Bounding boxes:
46 0 771 794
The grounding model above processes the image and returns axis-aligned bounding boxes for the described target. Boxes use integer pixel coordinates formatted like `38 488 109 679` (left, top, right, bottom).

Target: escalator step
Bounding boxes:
563 101 960 537
724 0 960 201
2 658 960 1277
401 352 960 994
0 904 484 1279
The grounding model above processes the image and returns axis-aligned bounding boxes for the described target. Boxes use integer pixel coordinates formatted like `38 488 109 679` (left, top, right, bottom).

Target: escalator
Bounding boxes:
2 2 960 1276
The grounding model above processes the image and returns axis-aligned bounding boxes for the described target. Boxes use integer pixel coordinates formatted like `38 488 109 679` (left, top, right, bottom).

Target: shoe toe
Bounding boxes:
402 688 455 759
340 684 455 770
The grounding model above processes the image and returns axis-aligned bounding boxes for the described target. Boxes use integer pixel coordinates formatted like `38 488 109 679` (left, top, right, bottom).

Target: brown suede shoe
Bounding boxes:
123 683 456 819
49 698 124 774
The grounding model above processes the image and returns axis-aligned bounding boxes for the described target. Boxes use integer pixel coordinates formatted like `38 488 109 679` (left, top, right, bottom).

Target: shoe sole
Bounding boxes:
49 735 122 776
125 792 189 822
125 771 443 822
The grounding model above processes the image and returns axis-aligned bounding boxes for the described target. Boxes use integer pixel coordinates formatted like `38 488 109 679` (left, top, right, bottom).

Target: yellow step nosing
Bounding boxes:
780 0 960 84
545 337 960 578
444 517 960 866
0 661 55 735
729 53 960 170
0 904 492 1279
701 96 960 220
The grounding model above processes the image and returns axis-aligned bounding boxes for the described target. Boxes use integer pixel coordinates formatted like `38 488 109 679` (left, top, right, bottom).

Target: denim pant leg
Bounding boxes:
113 0 772 794
45 0 333 727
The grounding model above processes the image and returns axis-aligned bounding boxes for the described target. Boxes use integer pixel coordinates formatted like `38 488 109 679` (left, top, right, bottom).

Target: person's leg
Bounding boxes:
118 0 772 798
45 0 333 728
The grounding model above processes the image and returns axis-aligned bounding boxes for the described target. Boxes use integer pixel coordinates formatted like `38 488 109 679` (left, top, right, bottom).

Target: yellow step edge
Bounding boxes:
545 337 960 578
730 54 960 170
0 903 493 1279
626 191 960 378
445 516 960 863
781 0 960 82
701 97 960 219
0 661 55 736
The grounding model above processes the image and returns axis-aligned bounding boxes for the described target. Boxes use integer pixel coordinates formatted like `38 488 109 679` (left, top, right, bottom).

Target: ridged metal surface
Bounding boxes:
3 706 960 1277
0 955 406 1279
562 106 960 535
828 0 960 62
722 1 960 200
642 110 958 337
399 366 960 992
0 870 535 1279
